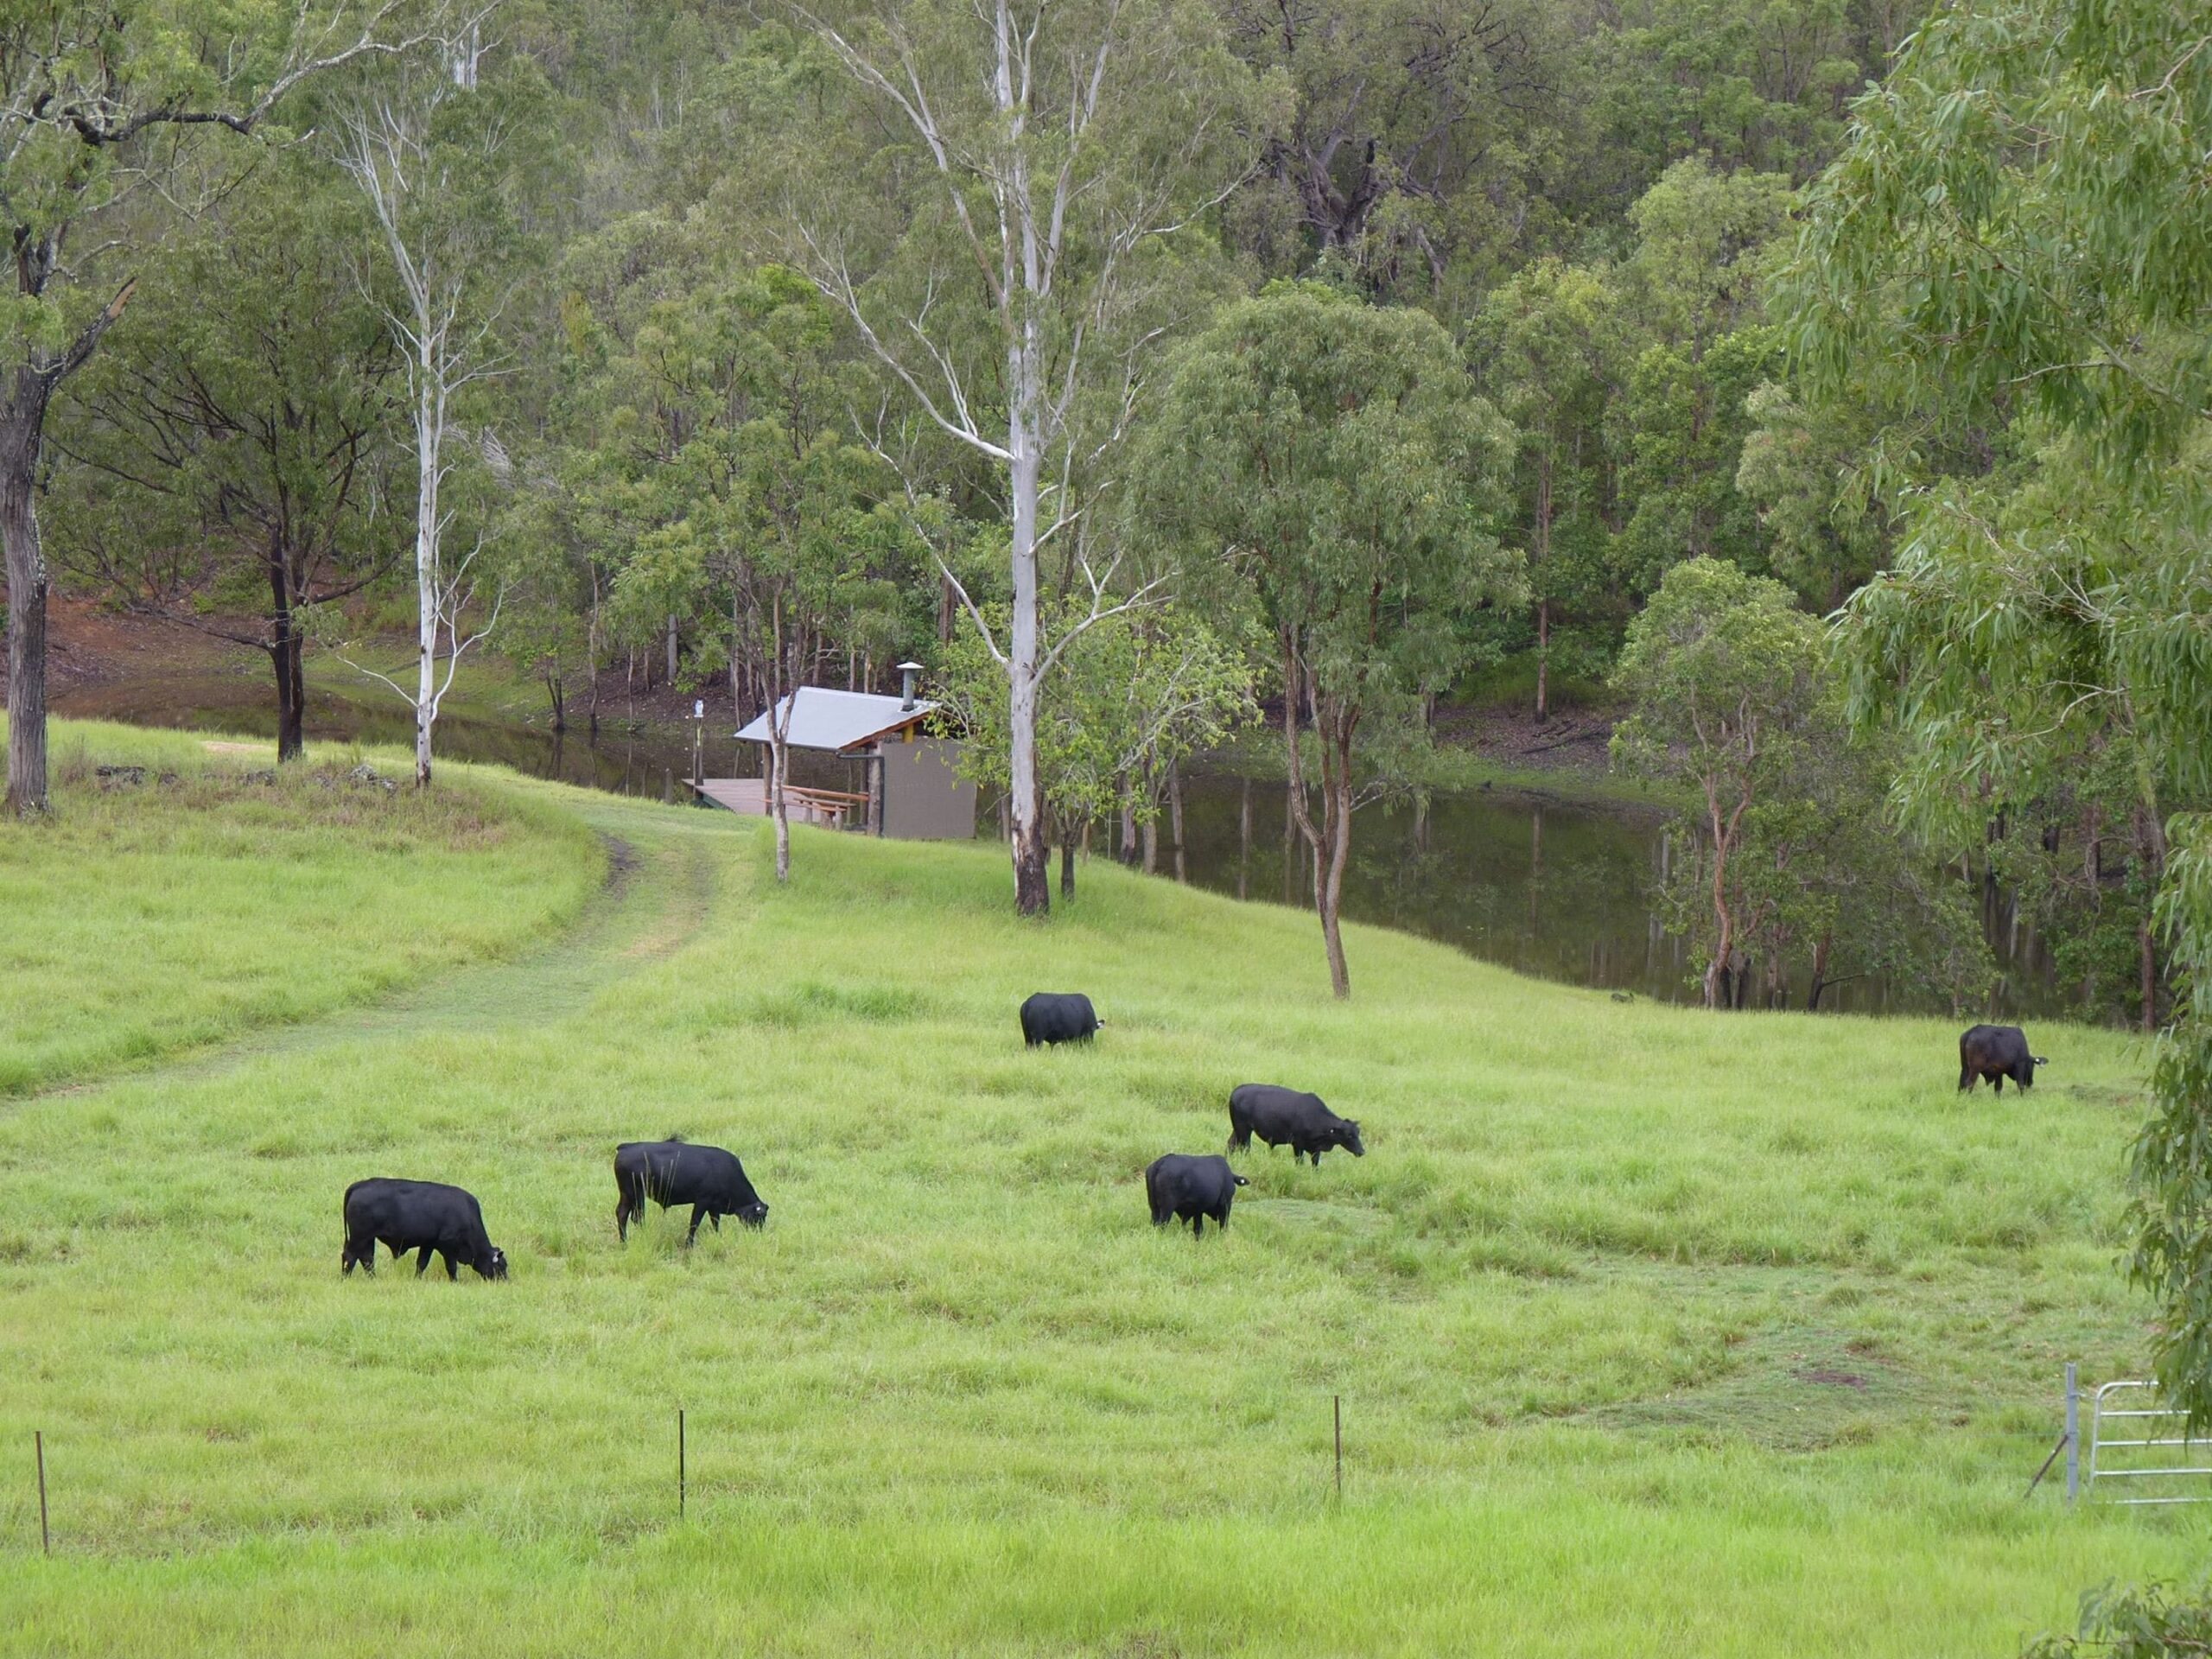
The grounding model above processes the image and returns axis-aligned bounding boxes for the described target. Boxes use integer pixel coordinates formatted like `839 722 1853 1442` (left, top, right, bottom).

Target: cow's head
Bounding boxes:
478 1246 510 1281
738 1198 770 1230
1337 1120 1366 1157
1231 1174 1250 1189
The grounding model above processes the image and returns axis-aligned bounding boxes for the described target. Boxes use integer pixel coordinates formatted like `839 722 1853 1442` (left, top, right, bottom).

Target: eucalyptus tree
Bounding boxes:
1133 283 1520 998
335 49 539 786
47 155 404 760
1607 158 1791 599
0 0 437 813
1732 379 1891 611
762 0 1267 917
1217 0 1563 301
1580 0 1925 190
1779 0 2212 1411
1618 569 1989 1012
937 598 1255 898
1610 557 1825 1008
1473 257 1621 717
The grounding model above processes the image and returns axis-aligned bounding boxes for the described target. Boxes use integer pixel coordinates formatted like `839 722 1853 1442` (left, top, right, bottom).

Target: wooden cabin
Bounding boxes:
699 673 976 840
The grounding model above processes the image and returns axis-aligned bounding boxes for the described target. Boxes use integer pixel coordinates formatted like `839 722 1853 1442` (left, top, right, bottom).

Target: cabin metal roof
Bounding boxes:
734 687 938 753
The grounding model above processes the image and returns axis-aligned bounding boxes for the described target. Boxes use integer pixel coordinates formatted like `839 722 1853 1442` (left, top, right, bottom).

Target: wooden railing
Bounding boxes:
781 784 871 828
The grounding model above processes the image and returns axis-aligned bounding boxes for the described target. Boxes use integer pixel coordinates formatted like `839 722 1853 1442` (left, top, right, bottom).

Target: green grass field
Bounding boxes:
0 721 599 1096
0 732 2197 1655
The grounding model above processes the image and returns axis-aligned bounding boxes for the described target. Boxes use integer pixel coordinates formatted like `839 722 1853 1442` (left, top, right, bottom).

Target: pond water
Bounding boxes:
1172 772 1696 1002
57 671 2063 1017
1172 772 2060 1017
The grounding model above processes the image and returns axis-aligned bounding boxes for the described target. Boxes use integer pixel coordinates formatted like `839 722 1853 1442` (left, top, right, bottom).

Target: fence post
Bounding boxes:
678 1408 687 1519
2065 1363 2080 1507
1333 1395 1343 1503
34 1431 48 1555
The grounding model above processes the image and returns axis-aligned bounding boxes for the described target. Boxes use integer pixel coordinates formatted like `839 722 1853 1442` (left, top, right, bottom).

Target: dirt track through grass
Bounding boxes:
0 721 601 1099
159 811 723 1074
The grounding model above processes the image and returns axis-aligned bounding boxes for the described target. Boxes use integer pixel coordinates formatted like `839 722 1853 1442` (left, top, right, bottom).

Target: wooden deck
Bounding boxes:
693 779 869 828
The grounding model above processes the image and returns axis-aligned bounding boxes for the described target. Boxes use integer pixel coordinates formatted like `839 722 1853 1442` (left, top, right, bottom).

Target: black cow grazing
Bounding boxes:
1959 1025 2048 1094
1145 1154 1249 1237
1226 1084 1366 1166
342 1179 508 1281
1020 991 1103 1047
614 1139 769 1244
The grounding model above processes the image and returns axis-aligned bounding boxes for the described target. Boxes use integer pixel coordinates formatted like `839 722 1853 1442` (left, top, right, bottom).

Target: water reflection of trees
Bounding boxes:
1173 771 1692 1001
1172 770 2070 1016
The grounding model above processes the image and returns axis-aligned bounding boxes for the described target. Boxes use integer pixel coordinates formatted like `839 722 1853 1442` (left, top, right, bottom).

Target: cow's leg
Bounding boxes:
709 1211 722 1234
441 1249 460 1281
615 1196 632 1243
1992 1073 2004 1095
687 1205 706 1246
1190 1213 1204 1238
416 1245 435 1277
1959 1063 1974 1091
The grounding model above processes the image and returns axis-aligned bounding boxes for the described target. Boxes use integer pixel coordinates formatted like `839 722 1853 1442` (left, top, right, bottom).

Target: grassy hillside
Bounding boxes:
0 721 600 1095
0 762 2191 1656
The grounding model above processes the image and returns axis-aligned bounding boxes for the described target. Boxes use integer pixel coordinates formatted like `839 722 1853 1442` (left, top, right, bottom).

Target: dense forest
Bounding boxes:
0 0 2199 1038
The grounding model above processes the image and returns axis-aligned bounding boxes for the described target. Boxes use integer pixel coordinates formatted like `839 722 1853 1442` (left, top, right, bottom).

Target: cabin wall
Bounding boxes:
880 736 978 841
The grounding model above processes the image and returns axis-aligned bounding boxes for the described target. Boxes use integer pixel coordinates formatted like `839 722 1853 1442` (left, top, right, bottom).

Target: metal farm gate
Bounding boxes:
2085 1378 2212 1506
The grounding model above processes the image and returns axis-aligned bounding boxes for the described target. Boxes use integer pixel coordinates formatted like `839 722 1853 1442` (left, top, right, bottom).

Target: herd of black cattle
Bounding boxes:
336 998 2050 1282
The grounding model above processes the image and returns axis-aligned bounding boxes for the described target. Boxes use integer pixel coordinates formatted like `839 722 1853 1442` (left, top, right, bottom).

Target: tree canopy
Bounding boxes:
1133 282 1519 995
1780 0 2212 1413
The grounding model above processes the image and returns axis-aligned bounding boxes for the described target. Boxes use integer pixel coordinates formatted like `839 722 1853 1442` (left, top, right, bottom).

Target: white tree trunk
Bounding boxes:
1005 325 1049 915
771 733 791 882
413 376 441 788
770 589 792 883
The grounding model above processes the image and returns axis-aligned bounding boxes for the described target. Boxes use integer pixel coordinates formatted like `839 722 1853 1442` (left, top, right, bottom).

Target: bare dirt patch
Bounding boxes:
32 596 254 697
1432 700 1623 779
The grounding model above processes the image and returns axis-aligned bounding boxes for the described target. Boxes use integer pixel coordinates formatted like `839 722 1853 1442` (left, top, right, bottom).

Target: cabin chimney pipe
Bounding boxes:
897 661 924 713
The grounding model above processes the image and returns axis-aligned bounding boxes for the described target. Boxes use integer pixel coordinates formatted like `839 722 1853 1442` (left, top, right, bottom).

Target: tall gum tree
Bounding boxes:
47 155 403 760
761 0 1269 915
1608 556 1825 1008
1473 257 1619 719
1778 0 2212 1413
1132 283 1520 997
0 0 435 813
336 51 533 787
